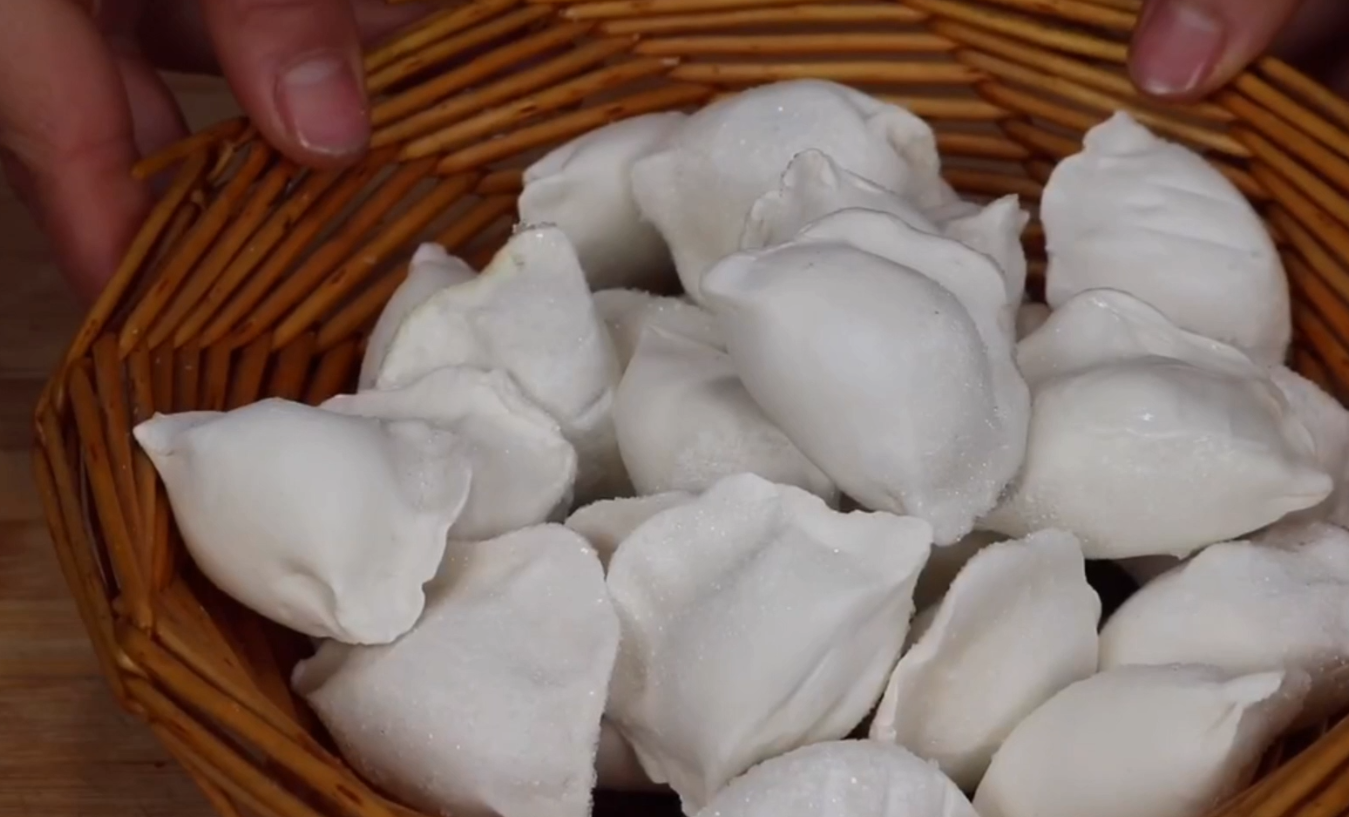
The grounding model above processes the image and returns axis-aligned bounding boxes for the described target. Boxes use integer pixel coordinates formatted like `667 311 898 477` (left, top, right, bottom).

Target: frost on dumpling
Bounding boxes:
871 530 1100 791
940 195 1030 303
605 473 932 813
519 112 686 291
631 79 947 303
702 238 1024 544
592 289 723 371
615 325 837 501
693 740 979 817
134 399 471 645
375 226 626 501
565 491 694 570
322 366 576 541
293 525 618 817
986 289 1331 559
1042 111 1289 364
739 149 936 251
358 243 475 390
973 665 1309 817
1100 522 1349 723
1270 366 1349 526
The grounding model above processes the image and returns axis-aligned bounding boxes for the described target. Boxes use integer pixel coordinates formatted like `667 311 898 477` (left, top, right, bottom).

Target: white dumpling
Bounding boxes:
293 525 618 817
986 289 1330 558
739 149 936 251
322 366 576 540
1271 366 1349 526
359 243 475 390
376 226 626 501
592 289 723 371
973 665 1309 817
615 326 837 501
606 473 932 813
519 112 685 291
1042 112 1289 365
134 399 471 645
871 531 1099 791
1100 521 1349 723
631 79 948 303
941 195 1030 304
702 239 1023 544
784 208 1028 466
693 740 978 817
564 491 694 570
1014 301 1050 340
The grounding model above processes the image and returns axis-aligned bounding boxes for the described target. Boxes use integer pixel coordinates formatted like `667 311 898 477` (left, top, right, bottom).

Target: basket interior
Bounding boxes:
31 0 1349 815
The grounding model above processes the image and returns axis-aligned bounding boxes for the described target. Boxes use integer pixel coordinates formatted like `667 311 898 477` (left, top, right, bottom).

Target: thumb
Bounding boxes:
1129 0 1305 99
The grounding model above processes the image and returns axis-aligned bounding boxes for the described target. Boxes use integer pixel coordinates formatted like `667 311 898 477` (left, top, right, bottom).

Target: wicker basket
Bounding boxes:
30 0 1349 814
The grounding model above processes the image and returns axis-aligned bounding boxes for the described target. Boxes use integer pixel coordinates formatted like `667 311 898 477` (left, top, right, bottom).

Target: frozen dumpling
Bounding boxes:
739 149 936 251
565 491 694 570
1100 521 1349 723
614 325 836 501
1042 112 1289 364
375 226 626 501
702 238 1024 544
358 243 475 390
631 79 949 303
294 525 618 817
592 289 723 371
519 112 685 291
783 207 1028 457
134 399 472 644
871 530 1100 791
974 665 1309 817
693 740 979 817
323 366 576 540
606 473 932 813
986 289 1330 558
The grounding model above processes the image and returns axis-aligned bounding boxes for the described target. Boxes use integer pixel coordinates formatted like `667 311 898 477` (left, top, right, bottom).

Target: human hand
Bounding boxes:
1130 0 1349 100
0 0 430 301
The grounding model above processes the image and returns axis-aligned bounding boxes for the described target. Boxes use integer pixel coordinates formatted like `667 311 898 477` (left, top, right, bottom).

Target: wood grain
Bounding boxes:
0 73 237 817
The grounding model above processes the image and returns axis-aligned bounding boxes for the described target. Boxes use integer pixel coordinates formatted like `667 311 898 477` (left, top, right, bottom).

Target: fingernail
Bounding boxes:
276 52 369 157
1131 2 1226 96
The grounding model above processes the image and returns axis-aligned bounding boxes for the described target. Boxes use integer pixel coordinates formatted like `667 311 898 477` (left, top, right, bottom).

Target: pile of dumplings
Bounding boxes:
135 80 1349 817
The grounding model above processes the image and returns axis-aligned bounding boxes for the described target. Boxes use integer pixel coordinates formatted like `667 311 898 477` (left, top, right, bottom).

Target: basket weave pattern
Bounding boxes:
30 0 1349 814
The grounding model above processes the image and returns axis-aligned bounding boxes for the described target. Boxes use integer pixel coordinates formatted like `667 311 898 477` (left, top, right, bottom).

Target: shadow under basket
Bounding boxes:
30 0 1349 814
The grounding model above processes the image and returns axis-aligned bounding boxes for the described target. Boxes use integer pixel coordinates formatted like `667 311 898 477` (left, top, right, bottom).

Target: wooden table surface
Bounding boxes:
0 74 238 817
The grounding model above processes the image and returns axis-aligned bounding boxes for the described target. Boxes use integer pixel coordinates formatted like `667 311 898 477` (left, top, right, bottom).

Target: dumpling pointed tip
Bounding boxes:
1082 111 1157 155
132 411 219 459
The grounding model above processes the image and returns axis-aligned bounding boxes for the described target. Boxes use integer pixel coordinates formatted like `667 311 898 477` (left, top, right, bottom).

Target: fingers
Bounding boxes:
198 0 370 166
1129 0 1305 99
0 0 150 299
